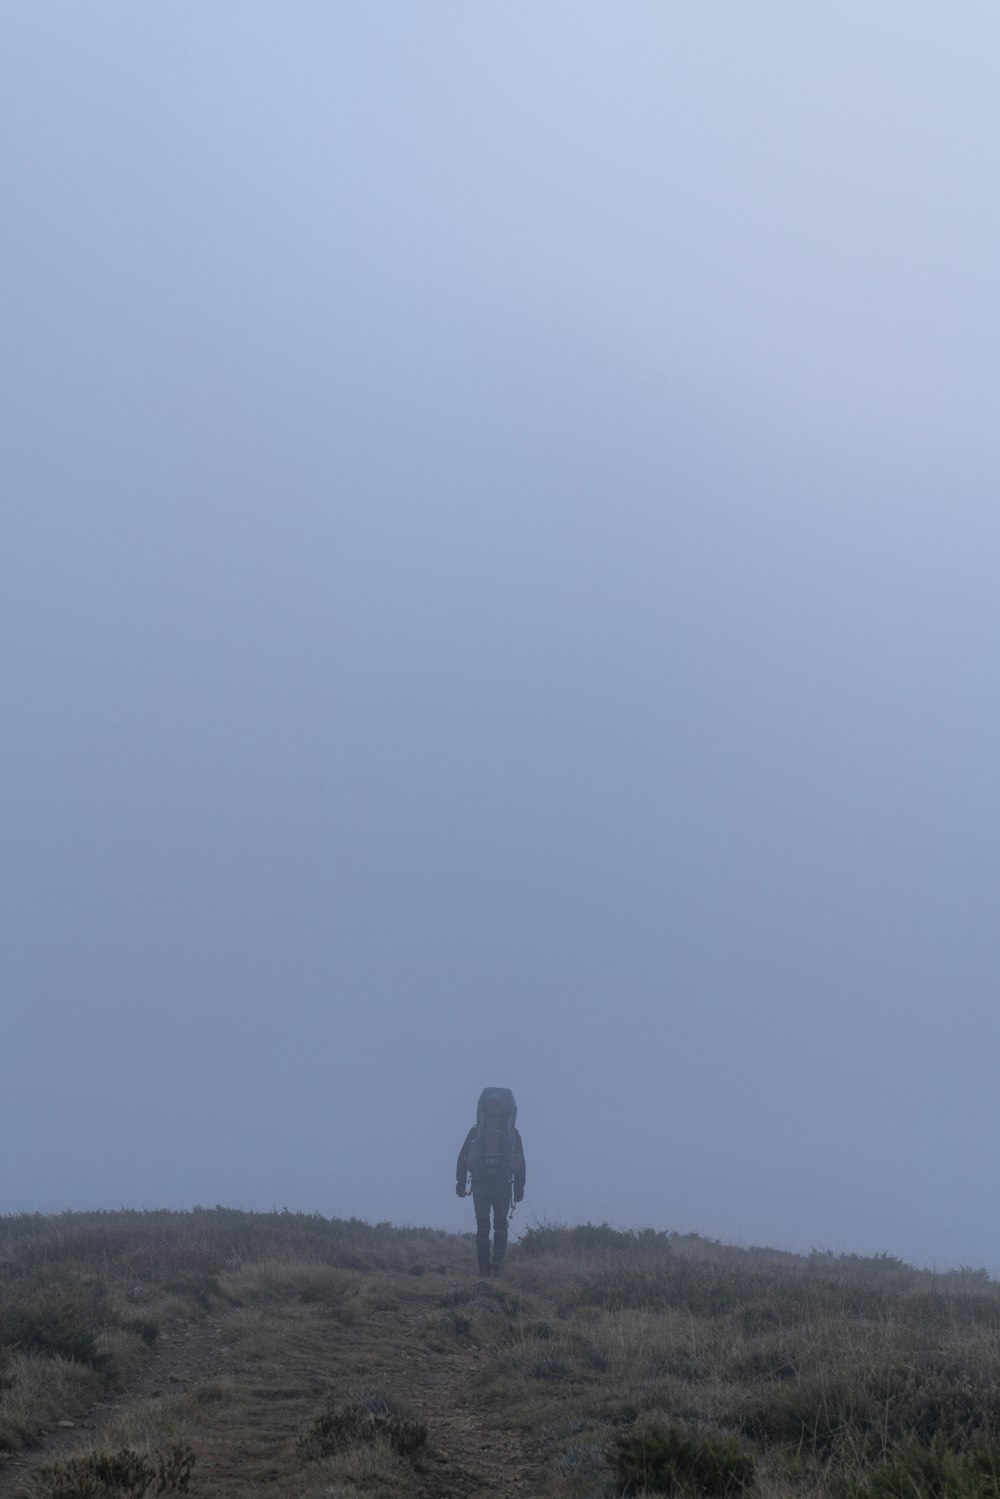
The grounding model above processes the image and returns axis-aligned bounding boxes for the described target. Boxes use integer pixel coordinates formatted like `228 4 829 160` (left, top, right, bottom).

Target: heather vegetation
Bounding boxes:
1 1210 999 1497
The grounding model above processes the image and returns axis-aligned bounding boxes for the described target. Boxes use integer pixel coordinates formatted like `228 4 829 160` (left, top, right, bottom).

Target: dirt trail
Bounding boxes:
0 1278 545 1499
403 1336 539 1498
338 1279 544 1498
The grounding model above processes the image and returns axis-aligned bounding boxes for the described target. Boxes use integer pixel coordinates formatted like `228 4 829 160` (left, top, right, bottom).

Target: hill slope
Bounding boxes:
2 1211 1000 1497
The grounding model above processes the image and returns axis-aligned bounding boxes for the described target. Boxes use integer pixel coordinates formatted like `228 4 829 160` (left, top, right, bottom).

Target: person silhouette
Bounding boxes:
456 1087 526 1275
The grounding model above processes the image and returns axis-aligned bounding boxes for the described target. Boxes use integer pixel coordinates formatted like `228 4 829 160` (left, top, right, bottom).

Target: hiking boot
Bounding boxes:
492 1229 507 1275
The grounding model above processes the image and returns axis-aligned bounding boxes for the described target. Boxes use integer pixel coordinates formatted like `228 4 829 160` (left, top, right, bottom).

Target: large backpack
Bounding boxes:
469 1087 517 1183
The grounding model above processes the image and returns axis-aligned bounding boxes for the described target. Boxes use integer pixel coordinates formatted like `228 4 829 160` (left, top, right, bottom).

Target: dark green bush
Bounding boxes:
612 1420 755 1495
0 1283 109 1369
297 1391 427 1461
24 1444 194 1498
863 1436 1000 1499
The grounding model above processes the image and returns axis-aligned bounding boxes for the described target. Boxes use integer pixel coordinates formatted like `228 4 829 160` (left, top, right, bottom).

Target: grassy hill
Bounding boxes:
1 1210 999 1498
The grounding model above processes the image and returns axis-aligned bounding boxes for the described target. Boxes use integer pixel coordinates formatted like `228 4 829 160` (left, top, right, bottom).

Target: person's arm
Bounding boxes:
456 1128 474 1195
513 1128 526 1202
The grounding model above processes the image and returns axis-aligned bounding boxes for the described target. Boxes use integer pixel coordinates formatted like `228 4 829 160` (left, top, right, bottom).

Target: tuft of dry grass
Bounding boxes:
0 1352 105 1453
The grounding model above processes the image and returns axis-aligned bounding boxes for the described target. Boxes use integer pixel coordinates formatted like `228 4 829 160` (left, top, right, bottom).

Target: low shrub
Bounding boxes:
297 1391 427 1462
0 1283 109 1369
612 1419 755 1495
23 1444 195 1498
863 1436 1000 1499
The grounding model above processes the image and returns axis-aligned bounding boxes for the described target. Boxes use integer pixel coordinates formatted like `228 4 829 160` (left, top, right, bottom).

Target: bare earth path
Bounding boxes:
402 1333 540 1498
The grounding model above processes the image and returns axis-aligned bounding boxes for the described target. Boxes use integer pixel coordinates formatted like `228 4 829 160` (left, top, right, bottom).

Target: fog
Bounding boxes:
4 4 1000 1269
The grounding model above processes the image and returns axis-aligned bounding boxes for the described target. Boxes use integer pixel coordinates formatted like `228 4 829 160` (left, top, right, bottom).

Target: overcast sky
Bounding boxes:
4 4 1000 1270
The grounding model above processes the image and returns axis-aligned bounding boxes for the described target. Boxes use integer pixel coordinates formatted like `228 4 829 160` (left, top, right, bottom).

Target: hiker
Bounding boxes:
456 1087 526 1276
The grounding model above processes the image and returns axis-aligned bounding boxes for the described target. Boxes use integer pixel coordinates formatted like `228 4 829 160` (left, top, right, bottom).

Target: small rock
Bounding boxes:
58 1420 76 1428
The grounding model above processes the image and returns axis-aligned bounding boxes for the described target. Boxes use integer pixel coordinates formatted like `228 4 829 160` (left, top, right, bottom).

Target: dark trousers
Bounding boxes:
472 1179 511 1273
